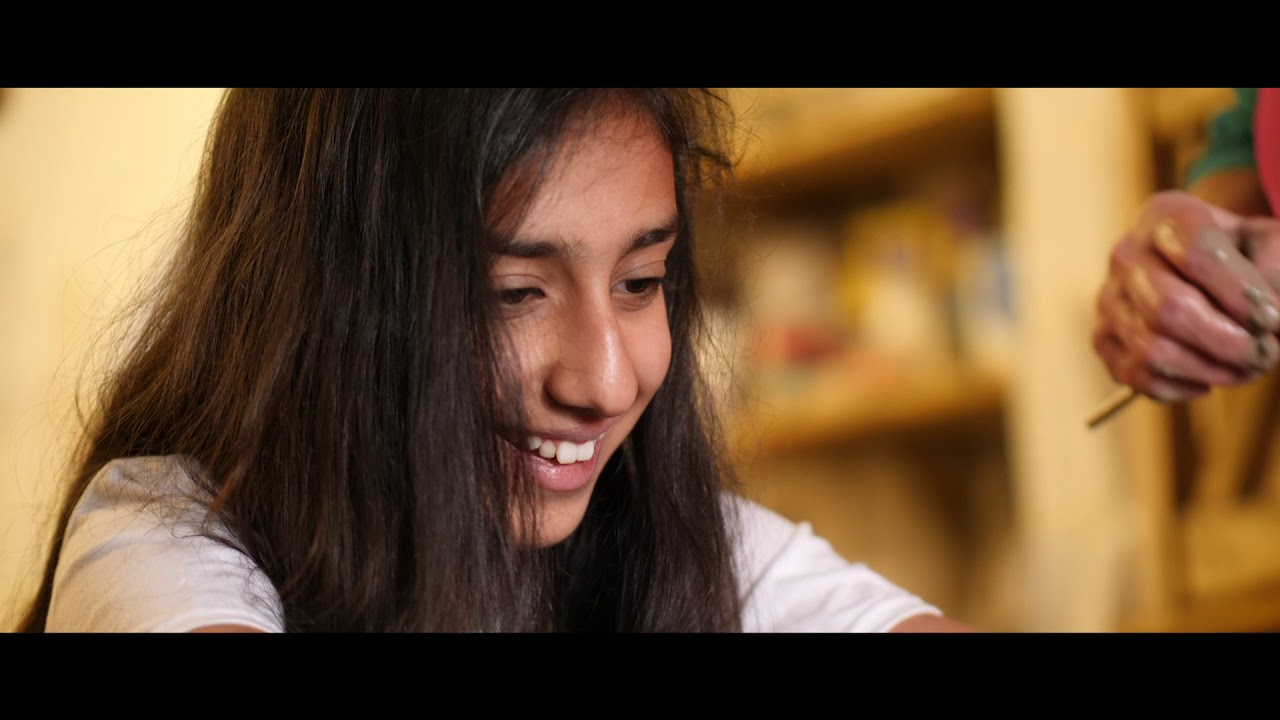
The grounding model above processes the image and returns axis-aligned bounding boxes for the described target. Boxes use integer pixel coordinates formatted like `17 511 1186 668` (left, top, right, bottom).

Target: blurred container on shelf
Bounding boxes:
739 217 848 372
948 212 1013 377
838 200 957 375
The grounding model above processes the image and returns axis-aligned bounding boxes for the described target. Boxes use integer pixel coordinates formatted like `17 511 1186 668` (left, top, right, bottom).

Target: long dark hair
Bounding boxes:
17 88 745 632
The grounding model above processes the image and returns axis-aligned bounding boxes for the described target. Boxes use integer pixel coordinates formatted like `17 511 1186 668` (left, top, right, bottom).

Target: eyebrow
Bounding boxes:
495 213 680 259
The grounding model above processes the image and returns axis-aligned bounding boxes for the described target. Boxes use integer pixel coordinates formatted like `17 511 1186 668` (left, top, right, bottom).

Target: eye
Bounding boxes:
498 287 545 305
614 276 666 310
619 278 664 295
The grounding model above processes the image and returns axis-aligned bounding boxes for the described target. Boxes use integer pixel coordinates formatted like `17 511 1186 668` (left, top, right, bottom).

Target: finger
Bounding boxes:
1097 332 1209 403
1109 284 1259 387
1140 332 1260 388
1239 215 1280 293
1093 284 1210 397
1094 271 1140 378
1123 258 1280 372
1096 276 1163 388
1147 214 1280 334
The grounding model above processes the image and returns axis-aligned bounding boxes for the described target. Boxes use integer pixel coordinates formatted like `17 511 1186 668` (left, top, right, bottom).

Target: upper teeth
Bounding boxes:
526 436 596 465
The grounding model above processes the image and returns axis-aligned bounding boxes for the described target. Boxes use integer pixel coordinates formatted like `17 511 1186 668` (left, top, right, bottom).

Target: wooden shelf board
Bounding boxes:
729 363 1007 458
728 88 997 204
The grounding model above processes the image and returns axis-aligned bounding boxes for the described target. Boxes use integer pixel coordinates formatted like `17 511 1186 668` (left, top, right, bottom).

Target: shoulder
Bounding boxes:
46 455 284 633
76 455 205 512
57 455 207 553
723 491 942 632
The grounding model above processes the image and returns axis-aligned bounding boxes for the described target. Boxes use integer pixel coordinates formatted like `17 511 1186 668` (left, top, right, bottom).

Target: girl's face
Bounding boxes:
491 108 676 548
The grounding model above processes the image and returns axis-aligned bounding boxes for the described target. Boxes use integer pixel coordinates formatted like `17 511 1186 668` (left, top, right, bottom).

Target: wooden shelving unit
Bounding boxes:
705 88 1016 627
731 362 1005 458
715 87 1280 632
716 87 1007 453
718 88 1233 459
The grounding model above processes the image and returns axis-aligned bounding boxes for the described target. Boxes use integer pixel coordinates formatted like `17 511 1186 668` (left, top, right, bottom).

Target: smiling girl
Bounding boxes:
17 88 968 632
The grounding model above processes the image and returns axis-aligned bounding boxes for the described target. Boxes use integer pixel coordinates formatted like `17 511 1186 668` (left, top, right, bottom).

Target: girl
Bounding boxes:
18 88 966 632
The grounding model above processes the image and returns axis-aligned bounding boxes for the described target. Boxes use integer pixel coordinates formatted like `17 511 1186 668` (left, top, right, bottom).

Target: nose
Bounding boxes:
545 303 638 419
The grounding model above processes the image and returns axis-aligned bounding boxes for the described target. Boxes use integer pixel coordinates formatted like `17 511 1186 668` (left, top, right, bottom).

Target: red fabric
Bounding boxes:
1255 88 1280 215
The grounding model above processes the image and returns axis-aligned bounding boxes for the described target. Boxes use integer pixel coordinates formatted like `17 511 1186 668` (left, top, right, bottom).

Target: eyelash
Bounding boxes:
494 277 666 307
619 277 664 297
498 288 544 305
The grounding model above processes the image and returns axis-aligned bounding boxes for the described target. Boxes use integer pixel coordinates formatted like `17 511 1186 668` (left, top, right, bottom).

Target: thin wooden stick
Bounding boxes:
1086 386 1139 429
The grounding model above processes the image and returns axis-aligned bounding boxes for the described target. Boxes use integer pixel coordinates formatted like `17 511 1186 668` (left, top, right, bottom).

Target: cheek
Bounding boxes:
629 309 673 402
504 323 549 404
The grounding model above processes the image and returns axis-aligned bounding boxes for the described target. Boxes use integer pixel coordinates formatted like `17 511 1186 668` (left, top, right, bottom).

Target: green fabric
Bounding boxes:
1186 88 1258 187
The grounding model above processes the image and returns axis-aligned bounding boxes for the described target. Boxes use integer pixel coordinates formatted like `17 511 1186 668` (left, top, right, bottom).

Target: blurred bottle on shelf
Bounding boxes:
933 185 1014 377
901 159 1015 378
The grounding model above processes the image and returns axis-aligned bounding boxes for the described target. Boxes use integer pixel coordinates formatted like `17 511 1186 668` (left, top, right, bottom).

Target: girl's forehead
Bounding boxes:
493 111 676 246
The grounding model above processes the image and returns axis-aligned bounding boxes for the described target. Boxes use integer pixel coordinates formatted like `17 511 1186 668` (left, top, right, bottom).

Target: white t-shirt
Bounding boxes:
45 456 941 632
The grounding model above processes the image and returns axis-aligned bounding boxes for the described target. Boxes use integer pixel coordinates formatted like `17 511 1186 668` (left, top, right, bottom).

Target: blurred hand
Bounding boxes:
1094 190 1280 402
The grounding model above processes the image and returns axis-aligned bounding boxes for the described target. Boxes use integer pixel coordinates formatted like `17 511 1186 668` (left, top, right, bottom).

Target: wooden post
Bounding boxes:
996 88 1167 631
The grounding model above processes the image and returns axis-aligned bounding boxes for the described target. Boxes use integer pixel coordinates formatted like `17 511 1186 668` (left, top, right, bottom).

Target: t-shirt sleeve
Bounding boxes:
728 492 942 632
45 457 285 633
1186 88 1258 187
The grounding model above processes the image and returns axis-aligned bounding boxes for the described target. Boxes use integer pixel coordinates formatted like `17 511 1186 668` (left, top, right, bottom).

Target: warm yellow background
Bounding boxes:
0 88 226 627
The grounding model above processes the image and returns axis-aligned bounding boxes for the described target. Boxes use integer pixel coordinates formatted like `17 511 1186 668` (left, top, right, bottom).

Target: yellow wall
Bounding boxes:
0 88 225 628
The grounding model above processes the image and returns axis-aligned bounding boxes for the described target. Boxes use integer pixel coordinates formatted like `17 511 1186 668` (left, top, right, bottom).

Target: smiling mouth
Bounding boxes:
520 434 601 464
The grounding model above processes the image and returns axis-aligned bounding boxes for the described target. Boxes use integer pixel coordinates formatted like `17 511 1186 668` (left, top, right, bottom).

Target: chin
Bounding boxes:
528 490 594 548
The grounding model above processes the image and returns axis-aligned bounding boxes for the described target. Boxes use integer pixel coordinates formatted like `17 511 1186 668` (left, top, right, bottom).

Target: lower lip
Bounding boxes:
504 440 601 493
